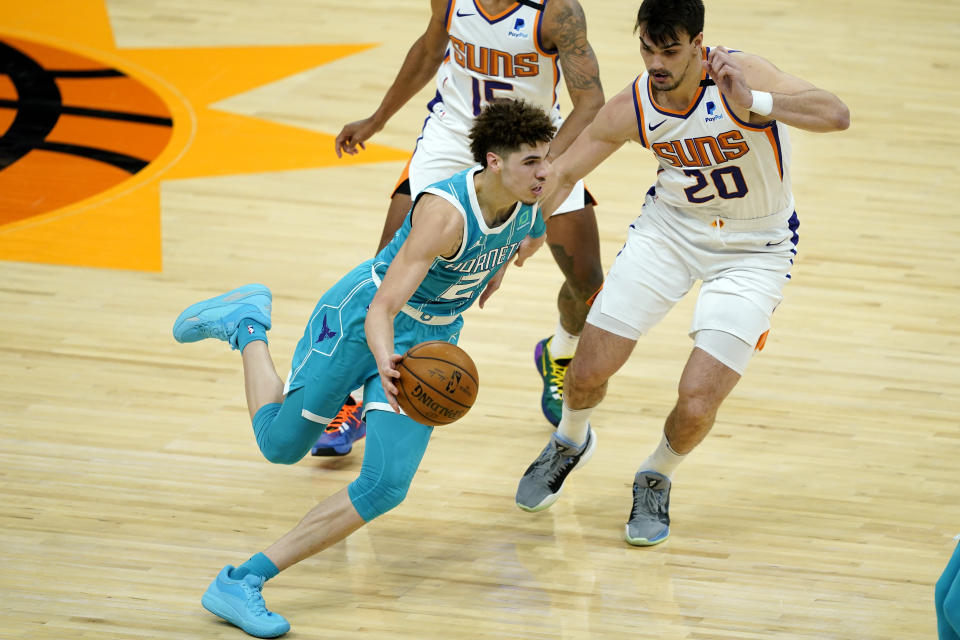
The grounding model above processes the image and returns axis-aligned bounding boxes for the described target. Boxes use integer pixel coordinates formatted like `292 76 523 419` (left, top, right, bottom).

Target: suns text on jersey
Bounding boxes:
447 36 539 78
652 130 750 168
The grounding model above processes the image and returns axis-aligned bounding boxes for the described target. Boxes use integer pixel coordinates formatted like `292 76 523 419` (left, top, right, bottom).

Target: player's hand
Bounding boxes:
703 46 752 110
335 117 380 158
513 234 545 267
377 353 404 412
478 264 508 309
477 235 544 308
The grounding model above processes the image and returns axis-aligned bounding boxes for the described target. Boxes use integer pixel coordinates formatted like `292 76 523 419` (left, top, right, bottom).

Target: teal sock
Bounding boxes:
228 552 280 581
237 319 268 352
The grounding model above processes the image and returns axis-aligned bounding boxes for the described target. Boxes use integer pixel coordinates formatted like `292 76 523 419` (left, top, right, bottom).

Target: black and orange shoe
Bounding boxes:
310 396 366 456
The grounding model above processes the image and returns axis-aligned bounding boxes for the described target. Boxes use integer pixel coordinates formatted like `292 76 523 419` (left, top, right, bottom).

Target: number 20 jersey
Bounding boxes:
633 49 794 224
433 0 563 136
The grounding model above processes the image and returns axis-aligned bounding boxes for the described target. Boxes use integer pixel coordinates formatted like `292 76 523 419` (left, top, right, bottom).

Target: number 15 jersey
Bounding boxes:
634 48 794 225
434 0 563 136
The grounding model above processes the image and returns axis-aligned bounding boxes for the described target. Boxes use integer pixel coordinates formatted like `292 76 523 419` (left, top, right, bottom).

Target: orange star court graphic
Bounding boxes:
0 0 406 271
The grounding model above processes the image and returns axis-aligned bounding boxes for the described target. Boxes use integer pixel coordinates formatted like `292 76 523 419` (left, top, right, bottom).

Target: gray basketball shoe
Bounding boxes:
516 429 596 512
624 470 671 546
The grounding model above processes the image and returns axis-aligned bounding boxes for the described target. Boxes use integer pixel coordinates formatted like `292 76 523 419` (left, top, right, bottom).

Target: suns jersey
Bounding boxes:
633 49 794 223
374 166 545 319
429 0 563 136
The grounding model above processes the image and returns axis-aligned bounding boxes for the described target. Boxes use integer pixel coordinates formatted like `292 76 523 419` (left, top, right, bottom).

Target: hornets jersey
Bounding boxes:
429 0 563 136
633 48 794 222
374 166 545 319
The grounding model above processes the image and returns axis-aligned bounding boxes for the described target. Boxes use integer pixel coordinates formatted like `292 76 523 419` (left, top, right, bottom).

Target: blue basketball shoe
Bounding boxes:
534 337 569 427
310 396 366 456
172 284 272 350
201 566 290 638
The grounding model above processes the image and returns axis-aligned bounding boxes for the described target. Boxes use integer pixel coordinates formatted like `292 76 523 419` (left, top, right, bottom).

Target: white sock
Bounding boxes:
549 320 579 360
556 399 593 448
638 432 686 478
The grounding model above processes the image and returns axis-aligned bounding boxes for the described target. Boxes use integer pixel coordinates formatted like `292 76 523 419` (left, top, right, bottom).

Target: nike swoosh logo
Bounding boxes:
647 119 667 131
765 238 787 246
456 9 475 17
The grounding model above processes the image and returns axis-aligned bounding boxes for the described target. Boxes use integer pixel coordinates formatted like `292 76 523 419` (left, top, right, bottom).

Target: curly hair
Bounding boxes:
469 99 556 167
635 0 704 46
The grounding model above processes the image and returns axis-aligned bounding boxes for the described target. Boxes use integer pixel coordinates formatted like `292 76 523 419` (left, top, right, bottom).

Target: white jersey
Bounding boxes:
633 48 794 224
430 0 563 136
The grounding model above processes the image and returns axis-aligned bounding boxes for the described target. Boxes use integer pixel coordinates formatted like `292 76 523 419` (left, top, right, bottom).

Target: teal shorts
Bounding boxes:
286 260 463 424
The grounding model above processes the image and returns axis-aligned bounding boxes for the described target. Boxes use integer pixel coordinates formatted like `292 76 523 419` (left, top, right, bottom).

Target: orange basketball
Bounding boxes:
396 341 479 426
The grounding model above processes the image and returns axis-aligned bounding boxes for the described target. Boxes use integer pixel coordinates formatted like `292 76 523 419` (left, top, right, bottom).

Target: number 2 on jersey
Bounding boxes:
440 269 492 300
472 78 514 116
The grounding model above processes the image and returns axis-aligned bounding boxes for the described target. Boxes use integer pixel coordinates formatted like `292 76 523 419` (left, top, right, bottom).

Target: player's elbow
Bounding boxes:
574 91 605 118
827 102 850 131
364 303 392 331
823 100 850 131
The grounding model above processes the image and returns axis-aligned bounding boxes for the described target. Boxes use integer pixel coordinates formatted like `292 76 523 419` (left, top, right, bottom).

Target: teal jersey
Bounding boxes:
374 166 545 319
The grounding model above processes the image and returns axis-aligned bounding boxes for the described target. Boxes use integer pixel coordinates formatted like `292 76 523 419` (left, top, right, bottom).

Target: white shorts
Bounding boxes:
406 115 588 217
587 190 799 348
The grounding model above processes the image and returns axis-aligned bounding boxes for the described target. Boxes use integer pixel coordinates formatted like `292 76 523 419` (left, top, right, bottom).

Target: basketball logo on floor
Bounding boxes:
0 8 401 271
0 36 174 228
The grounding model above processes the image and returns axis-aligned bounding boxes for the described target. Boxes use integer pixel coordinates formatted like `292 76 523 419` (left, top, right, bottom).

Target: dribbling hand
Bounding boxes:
377 353 404 413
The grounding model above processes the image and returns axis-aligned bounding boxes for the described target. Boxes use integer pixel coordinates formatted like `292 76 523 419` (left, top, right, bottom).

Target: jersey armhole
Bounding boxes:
632 76 649 148
418 188 470 262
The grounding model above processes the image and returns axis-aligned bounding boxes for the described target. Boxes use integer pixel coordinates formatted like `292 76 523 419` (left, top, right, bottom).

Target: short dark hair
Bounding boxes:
635 0 704 46
469 99 556 167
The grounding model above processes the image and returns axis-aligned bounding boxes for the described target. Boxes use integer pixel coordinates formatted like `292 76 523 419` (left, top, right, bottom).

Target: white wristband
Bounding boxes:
750 90 773 116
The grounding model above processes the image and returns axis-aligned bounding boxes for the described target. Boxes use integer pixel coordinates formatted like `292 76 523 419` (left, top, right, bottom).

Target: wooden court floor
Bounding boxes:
1 1 959 638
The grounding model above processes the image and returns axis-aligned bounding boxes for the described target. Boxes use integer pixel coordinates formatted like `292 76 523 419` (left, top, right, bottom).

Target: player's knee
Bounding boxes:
567 357 606 392
936 573 951 610
572 263 605 300
559 260 603 306
943 581 960 627
251 403 309 465
259 442 304 465
675 391 716 425
348 470 413 521
373 480 410 515
257 430 308 464
347 410 431 521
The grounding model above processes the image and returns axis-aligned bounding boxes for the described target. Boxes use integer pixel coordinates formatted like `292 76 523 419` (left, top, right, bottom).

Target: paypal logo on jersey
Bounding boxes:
705 100 724 123
508 17 529 39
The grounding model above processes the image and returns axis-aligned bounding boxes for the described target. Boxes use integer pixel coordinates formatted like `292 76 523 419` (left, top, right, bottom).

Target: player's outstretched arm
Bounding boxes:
540 84 636 216
704 47 850 133
365 195 463 410
335 0 450 157
541 0 605 159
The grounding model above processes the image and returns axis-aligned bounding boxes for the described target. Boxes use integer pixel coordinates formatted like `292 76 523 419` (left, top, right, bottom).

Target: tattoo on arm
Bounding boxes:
550 3 602 93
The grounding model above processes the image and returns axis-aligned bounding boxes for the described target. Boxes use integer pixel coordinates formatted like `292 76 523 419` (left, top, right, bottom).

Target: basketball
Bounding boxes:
395 341 479 426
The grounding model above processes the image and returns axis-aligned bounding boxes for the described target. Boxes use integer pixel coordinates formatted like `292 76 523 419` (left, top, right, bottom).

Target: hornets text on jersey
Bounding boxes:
374 166 545 319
